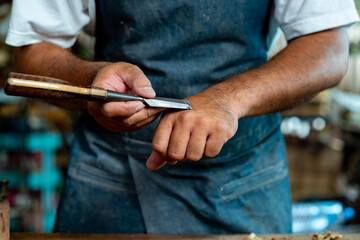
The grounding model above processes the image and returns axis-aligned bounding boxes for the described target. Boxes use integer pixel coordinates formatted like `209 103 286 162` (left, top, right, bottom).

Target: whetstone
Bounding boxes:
0 200 9 240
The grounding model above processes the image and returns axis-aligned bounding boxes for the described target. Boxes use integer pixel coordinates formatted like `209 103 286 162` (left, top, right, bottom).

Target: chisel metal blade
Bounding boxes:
143 97 193 110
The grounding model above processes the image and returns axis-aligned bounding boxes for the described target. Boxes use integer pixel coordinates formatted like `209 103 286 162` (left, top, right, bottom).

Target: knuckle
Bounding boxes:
126 107 136 116
168 151 184 161
160 113 171 122
146 109 157 118
179 111 193 124
213 121 226 132
186 152 202 161
119 62 132 70
100 105 114 118
129 64 141 72
204 150 217 158
198 117 210 127
152 142 167 154
204 145 222 158
133 116 155 129
126 64 142 77
122 118 134 127
159 114 174 127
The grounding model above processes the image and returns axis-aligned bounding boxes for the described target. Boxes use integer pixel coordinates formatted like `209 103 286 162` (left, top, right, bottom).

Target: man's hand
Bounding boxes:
88 62 163 132
145 27 349 170
146 88 238 170
14 43 162 131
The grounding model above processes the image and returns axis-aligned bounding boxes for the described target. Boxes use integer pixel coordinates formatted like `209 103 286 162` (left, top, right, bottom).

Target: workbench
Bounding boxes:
9 233 360 240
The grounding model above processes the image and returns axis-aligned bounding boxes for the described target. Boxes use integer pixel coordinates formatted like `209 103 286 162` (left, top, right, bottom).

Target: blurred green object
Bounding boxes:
0 133 63 232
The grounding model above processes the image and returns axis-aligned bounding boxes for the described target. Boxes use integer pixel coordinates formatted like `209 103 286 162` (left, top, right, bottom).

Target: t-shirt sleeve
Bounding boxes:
5 0 92 48
274 0 360 40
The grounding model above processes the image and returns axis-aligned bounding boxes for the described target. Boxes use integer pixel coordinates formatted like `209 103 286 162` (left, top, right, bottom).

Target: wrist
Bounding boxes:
224 73 261 119
204 81 244 120
88 61 111 85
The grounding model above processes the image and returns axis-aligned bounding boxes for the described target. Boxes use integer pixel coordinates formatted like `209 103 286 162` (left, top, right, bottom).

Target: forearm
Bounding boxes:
214 27 349 119
14 42 110 110
147 27 350 169
13 42 161 132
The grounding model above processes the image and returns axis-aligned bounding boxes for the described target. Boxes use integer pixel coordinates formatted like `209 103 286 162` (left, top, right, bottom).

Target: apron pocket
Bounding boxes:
70 162 137 193
220 160 288 200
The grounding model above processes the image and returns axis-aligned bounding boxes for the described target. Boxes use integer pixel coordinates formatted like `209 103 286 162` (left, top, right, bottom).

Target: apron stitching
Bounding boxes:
221 169 288 200
70 163 138 194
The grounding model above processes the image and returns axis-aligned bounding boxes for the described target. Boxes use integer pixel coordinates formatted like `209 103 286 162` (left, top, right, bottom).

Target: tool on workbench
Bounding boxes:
5 72 193 110
0 180 9 240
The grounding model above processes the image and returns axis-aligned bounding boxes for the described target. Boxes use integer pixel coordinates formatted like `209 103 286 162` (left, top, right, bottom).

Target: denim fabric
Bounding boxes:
55 115 146 233
55 0 292 234
55 113 291 233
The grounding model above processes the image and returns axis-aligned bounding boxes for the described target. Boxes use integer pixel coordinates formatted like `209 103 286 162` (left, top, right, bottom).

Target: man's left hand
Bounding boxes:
146 89 238 170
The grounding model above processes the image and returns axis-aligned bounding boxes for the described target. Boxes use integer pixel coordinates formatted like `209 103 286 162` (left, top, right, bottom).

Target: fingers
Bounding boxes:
167 123 190 161
186 129 207 161
88 100 163 132
122 66 155 98
152 115 173 159
148 125 223 169
150 113 217 167
128 108 163 129
148 107 237 170
122 106 161 124
93 62 156 99
146 151 167 170
204 134 226 158
93 101 145 118
113 63 156 98
88 62 162 132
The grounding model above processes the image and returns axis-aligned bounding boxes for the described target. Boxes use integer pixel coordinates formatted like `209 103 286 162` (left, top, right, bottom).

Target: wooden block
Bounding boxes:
0 200 10 240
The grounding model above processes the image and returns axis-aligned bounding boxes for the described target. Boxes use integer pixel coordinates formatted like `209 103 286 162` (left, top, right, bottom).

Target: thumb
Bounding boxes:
122 65 156 99
146 151 167 170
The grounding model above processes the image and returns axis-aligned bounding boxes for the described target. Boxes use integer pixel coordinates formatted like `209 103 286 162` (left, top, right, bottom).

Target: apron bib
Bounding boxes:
55 0 292 234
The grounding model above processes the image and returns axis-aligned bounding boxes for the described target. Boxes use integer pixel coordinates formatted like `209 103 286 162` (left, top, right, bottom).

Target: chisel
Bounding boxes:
5 72 193 110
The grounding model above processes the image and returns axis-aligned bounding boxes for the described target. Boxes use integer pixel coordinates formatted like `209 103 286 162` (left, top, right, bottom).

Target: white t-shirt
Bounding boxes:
5 0 360 49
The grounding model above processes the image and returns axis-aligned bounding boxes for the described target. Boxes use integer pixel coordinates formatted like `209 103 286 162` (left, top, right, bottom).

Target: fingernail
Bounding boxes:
140 87 156 97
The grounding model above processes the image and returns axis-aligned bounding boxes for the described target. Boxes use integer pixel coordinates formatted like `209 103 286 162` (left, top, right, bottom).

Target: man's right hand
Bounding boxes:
88 62 163 132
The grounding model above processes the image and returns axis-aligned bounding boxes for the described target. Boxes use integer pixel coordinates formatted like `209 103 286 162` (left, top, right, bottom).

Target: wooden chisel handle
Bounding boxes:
5 72 193 110
5 72 107 100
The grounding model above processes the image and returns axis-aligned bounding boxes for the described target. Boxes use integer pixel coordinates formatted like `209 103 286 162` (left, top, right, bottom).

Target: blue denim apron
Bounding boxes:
55 0 292 234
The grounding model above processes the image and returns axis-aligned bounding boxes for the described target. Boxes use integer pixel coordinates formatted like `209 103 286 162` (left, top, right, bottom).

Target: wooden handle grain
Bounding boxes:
5 72 107 100
0 200 9 240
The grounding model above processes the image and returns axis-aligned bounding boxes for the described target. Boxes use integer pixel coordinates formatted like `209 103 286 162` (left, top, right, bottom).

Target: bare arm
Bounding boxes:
226 27 348 118
14 42 162 131
147 27 349 169
14 42 109 110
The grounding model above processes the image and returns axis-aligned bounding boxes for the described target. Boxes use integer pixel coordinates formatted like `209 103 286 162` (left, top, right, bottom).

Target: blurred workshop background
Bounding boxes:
0 0 360 234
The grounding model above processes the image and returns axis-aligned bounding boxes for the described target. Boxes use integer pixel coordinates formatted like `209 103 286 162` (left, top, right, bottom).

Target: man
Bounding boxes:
6 0 359 234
